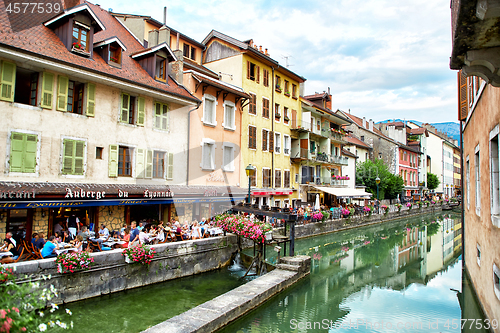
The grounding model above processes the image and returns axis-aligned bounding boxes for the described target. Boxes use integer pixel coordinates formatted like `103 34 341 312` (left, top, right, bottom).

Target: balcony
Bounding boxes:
330 132 347 143
291 119 312 132
331 155 349 165
315 152 330 162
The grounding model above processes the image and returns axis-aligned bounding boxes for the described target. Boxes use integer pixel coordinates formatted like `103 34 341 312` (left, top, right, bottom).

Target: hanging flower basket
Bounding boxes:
122 244 156 265
55 252 94 274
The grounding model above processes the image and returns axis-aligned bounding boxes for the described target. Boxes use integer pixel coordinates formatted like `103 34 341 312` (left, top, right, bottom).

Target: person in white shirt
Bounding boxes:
98 225 109 237
5 232 16 247
138 230 150 244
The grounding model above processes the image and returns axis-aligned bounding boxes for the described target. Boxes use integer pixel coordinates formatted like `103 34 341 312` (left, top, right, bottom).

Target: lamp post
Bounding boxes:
375 177 381 213
245 164 255 204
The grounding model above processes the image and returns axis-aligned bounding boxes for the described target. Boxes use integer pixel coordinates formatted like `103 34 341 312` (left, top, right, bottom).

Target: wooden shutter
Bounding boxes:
136 148 145 178
256 65 260 83
74 140 85 175
24 134 37 173
121 93 129 123
41 72 54 109
9 133 25 172
262 129 268 151
56 76 69 111
458 70 468 121
86 83 96 117
145 149 153 178
109 144 118 177
269 130 274 152
62 140 74 174
0 61 16 102
247 61 250 79
167 152 174 179
137 97 145 126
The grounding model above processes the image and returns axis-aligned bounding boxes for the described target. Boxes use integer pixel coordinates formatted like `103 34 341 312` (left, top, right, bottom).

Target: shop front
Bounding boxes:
0 182 246 242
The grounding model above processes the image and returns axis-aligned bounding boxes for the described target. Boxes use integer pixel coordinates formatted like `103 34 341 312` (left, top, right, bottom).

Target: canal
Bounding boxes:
220 212 486 333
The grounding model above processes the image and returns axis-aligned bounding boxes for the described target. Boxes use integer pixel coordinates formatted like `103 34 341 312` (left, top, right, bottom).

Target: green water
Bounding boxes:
220 213 486 333
61 268 248 333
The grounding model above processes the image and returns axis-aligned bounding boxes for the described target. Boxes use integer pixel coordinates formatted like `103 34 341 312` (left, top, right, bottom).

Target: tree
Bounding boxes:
427 172 440 190
356 159 404 200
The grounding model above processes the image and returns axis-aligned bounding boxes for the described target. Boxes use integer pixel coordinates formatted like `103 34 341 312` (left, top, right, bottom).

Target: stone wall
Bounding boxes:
9 235 237 304
98 205 125 231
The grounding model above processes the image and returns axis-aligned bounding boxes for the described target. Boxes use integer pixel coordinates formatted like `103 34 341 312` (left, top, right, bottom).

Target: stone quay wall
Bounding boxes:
9 235 236 304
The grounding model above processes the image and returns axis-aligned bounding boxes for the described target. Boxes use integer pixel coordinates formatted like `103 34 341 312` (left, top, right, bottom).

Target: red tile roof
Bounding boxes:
345 134 372 149
342 149 357 158
410 127 428 136
342 112 388 138
0 1 198 103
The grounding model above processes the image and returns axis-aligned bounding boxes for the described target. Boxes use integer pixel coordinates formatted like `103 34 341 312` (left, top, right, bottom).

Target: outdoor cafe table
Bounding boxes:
0 251 13 258
103 239 126 247
55 243 77 255
207 227 224 236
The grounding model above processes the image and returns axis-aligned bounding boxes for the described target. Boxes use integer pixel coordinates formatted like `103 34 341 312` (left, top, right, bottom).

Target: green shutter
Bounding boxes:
154 103 161 128
120 93 129 123
24 134 38 173
145 149 153 178
9 133 25 172
137 97 145 126
136 148 145 178
74 140 85 175
167 152 174 180
41 72 54 109
56 76 69 111
109 144 118 177
62 139 74 174
86 83 96 117
0 61 16 102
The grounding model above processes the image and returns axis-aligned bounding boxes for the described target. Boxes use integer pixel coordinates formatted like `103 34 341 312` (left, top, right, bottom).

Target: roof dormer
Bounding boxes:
44 3 105 58
94 37 127 68
131 42 177 83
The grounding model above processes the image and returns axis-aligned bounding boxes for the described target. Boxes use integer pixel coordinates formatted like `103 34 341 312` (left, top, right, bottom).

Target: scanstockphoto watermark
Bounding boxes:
289 318 468 330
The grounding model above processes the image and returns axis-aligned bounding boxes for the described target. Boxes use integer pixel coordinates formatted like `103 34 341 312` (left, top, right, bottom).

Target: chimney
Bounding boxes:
325 87 332 110
265 48 269 56
369 119 373 131
259 45 263 52
163 6 167 25
148 30 159 47
158 26 170 46
362 117 367 128
169 49 184 85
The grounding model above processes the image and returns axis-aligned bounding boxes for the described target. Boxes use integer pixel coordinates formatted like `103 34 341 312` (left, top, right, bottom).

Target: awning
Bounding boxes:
313 186 372 199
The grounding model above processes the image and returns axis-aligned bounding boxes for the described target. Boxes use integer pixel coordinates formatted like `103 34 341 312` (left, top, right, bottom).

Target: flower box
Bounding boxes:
125 256 132 264
265 232 272 240
71 46 91 57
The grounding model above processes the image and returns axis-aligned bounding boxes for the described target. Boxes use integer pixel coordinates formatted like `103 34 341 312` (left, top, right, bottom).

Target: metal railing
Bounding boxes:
291 119 312 131
331 155 349 165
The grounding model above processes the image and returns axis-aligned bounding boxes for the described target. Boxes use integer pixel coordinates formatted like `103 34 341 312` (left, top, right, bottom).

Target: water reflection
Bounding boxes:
227 213 478 333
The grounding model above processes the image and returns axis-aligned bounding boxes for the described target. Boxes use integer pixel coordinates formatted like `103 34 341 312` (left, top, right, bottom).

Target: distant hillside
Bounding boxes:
377 119 460 141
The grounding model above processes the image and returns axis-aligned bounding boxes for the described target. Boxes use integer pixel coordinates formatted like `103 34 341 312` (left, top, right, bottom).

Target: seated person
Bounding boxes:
182 223 191 240
62 230 73 243
174 222 183 241
121 228 130 248
72 235 84 252
156 227 165 243
54 232 62 243
98 225 110 238
33 233 45 250
78 226 91 242
1 238 19 263
41 236 59 258
31 233 39 245
138 229 151 244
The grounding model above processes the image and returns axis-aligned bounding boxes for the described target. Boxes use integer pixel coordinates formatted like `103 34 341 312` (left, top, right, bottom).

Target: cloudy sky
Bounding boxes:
98 0 457 123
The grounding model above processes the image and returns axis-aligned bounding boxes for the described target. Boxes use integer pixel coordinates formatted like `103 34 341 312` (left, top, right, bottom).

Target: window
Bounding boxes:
222 143 235 172
183 44 190 58
155 57 167 82
275 103 281 121
9 132 38 173
109 45 121 65
477 243 481 266
275 75 281 92
249 93 256 115
62 139 86 175
201 140 215 171
135 149 169 179
275 132 281 154
183 44 196 61
466 156 470 210
292 84 297 98
246 61 260 83
248 126 257 149
283 107 289 124
56 76 96 116
275 169 282 188
120 94 145 126
263 168 271 188
72 23 89 52
475 145 480 215
0 61 43 107
249 170 256 187
490 125 500 227
118 146 133 177
284 170 291 188
361 136 364 142
263 69 269 87
190 47 196 61
96 147 103 159
153 151 165 178
284 80 290 95
223 101 235 130
154 102 169 130
262 98 270 118
283 135 291 155
262 129 269 151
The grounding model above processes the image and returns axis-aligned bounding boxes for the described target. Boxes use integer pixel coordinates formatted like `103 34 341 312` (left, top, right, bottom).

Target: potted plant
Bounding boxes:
55 251 94 274
381 205 389 215
395 203 402 212
122 244 156 265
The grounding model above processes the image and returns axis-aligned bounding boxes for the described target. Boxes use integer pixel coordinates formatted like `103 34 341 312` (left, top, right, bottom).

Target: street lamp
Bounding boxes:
375 177 381 201
245 164 255 204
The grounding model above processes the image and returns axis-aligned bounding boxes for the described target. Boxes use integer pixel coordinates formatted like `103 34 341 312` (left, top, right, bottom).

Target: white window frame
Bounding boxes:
284 169 291 188
152 149 167 179
274 199 281 208
284 199 290 208
283 135 291 156
275 103 281 123
490 125 500 227
466 155 470 210
275 168 282 188
262 128 270 152
222 100 236 130
262 167 271 188
6 129 41 177
200 138 216 171
222 142 235 172
274 132 281 154
475 144 481 216
60 135 88 179
202 94 217 126
248 91 257 117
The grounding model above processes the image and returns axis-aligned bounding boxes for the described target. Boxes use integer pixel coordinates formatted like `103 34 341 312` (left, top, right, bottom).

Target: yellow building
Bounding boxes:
202 30 305 208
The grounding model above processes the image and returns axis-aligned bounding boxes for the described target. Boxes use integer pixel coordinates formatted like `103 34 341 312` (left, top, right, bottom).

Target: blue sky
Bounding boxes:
99 0 457 123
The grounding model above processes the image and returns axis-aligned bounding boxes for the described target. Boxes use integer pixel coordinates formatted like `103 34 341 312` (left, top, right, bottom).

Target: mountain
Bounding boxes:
377 119 460 141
